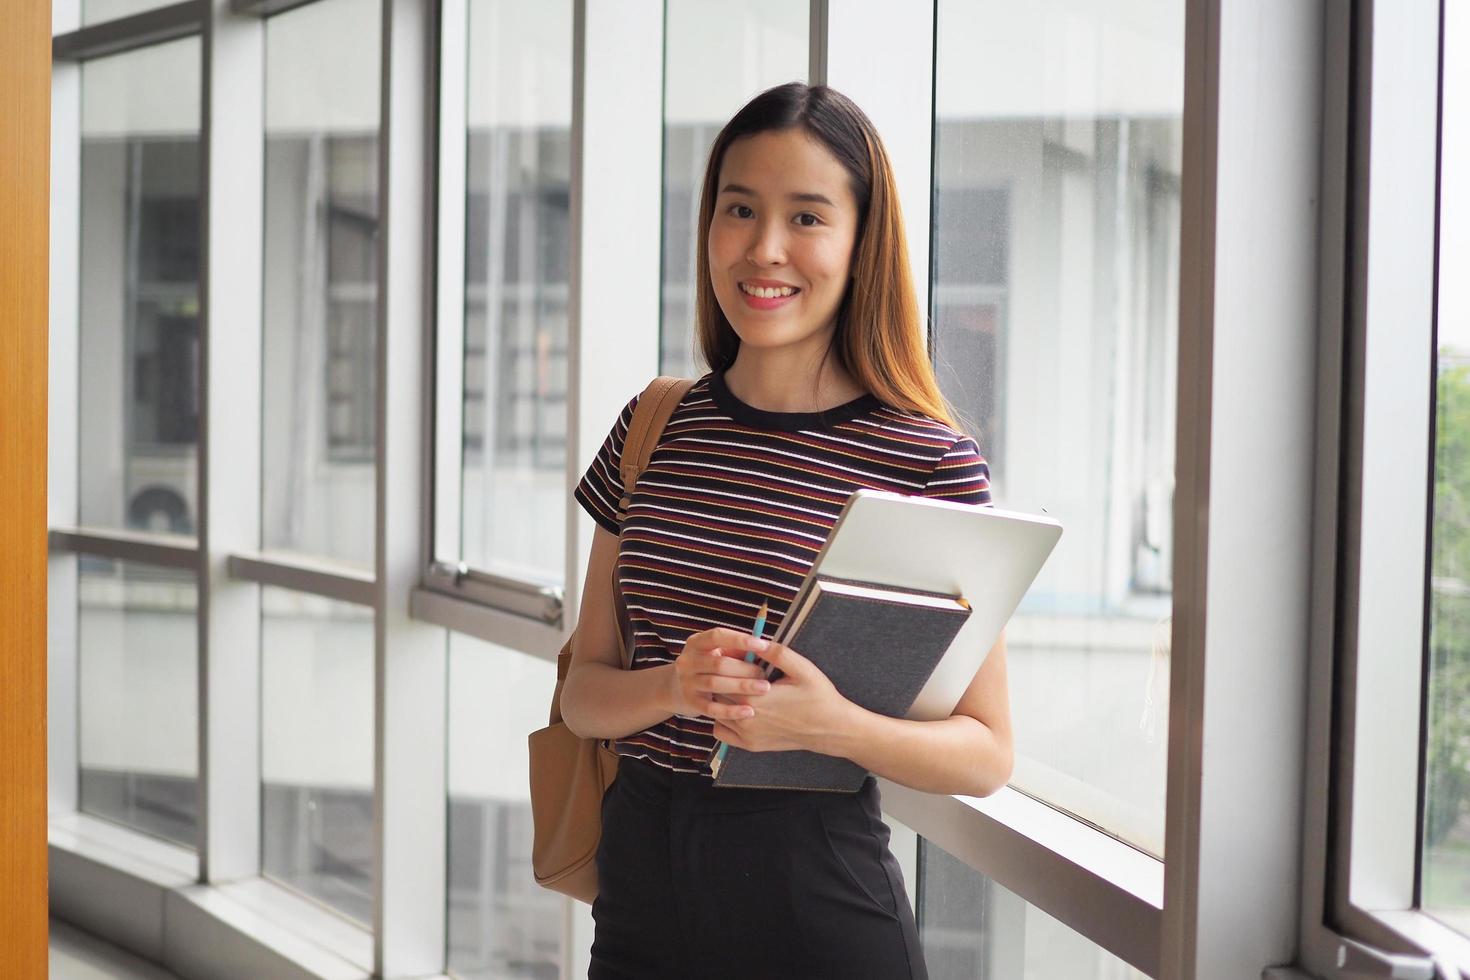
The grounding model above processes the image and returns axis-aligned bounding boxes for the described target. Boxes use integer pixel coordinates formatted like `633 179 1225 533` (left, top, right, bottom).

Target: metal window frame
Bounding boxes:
412 0 581 645
229 0 322 17
228 552 375 606
1157 0 1327 974
1330 0 1440 926
1296 0 1460 976
49 528 199 570
52 0 204 62
426 0 464 578
374 0 449 973
410 0 662 662
48 0 83 818
421 561 563 627
198 0 265 886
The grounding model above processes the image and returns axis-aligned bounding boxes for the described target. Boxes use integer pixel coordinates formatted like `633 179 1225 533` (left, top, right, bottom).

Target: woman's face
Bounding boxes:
707 128 861 361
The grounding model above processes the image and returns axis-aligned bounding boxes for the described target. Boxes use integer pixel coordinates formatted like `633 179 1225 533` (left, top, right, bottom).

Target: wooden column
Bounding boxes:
0 0 52 974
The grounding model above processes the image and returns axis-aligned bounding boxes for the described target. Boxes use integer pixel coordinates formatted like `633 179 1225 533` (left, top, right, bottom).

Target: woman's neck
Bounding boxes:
721 348 868 414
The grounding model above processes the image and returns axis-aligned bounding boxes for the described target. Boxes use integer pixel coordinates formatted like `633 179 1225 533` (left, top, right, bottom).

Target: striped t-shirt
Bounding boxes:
573 371 992 776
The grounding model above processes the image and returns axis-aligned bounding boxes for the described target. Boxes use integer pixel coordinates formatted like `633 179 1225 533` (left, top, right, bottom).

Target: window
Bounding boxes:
657 0 807 377
260 587 374 924
261 0 381 567
78 558 198 848
919 840 1147 979
447 634 562 978
45 0 1395 976
439 0 573 586
1325 0 1470 972
79 37 202 538
930 0 1183 855
429 0 570 599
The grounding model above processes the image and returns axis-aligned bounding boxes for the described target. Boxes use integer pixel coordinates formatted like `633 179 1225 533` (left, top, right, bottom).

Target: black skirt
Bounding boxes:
589 755 929 980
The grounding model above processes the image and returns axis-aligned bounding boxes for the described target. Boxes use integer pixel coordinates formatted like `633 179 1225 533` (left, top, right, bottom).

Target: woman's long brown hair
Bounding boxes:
693 82 961 430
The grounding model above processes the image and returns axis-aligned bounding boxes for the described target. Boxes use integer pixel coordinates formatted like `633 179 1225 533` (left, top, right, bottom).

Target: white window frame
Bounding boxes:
1295 0 1470 977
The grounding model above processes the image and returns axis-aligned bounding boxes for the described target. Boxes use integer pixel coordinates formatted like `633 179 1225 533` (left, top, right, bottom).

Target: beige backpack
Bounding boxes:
528 376 694 903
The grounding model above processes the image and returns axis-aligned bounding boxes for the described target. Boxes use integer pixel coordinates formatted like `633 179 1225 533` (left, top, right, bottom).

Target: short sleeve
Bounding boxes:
573 394 640 535
924 435 993 506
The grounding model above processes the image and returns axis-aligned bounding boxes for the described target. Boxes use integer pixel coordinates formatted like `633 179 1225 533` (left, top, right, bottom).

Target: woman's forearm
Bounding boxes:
560 661 679 741
819 704 1013 798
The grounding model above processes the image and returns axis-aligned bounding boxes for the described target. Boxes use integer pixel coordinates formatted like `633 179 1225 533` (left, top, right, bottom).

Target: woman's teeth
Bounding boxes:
740 283 798 298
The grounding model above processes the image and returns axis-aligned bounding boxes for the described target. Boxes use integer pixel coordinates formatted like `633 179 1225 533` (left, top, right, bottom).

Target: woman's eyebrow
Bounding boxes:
719 182 836 208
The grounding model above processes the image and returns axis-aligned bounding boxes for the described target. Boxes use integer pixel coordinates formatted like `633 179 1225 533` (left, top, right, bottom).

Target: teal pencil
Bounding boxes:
711 600 768 774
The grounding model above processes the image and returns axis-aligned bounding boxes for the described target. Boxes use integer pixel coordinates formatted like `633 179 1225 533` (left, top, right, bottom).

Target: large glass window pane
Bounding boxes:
79 38 202 539
262 0 381 568
78 558 198 849
1421 0 1470 932
261 588 374 924
658 0 807 377
931 1 1184 854
447 635 561 978
458 0 573 583
918 839 1147 978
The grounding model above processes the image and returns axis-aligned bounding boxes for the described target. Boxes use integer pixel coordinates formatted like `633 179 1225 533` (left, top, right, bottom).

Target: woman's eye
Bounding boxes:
794 212 821 227
728 204 754 219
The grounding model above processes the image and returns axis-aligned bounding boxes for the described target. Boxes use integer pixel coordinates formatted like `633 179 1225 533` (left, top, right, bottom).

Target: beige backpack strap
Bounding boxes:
606 376 692 671
616 376 695 523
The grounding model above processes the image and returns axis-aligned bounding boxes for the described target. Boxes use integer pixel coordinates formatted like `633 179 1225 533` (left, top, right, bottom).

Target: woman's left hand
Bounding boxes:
710 641 854 755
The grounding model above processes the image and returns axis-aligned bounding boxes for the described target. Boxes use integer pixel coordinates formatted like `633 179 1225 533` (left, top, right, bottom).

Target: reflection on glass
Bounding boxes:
919 839 1147 978
447 634 562 978
262 0 380 567
78 558 198 849
1422 0 1470 934
931 0 1183 854
658 0 807 377
260 587 374 924
459 0 573 583
79 38 202 539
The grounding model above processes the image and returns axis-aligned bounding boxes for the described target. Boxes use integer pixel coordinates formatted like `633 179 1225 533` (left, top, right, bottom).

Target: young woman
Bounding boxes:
560 82 1012 980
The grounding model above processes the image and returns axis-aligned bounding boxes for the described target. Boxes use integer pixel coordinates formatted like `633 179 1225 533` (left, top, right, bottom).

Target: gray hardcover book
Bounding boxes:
710 578 972 792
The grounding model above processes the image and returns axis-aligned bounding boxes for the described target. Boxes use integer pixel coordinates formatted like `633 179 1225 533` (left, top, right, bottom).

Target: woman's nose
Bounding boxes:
746 219 787 266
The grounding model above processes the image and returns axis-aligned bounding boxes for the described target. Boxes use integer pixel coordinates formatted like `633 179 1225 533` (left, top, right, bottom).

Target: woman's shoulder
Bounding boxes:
861 402 984 456
869 408 991 503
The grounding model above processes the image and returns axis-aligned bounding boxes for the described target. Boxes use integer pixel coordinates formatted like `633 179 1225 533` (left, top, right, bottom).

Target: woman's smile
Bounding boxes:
738 278 802 310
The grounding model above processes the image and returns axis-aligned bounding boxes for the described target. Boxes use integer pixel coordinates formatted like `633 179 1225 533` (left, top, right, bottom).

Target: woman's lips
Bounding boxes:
738 284 801 311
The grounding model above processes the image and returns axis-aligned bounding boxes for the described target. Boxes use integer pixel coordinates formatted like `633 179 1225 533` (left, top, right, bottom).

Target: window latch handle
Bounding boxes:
1334 936 1437 979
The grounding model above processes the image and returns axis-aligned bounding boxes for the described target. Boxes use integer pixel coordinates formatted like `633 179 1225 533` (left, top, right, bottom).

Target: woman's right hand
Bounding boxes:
669 628 773 720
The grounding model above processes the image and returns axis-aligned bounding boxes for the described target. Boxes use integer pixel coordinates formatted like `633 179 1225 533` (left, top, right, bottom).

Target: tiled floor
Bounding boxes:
49 918 182 980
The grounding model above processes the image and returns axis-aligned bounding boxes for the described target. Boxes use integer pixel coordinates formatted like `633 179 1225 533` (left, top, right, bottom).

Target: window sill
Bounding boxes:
1319 907 1470 978
49 811 391 980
